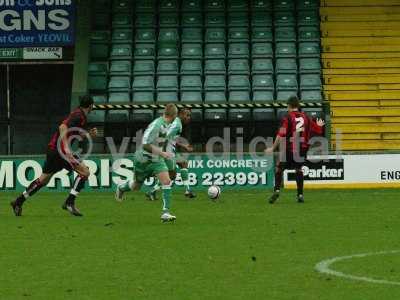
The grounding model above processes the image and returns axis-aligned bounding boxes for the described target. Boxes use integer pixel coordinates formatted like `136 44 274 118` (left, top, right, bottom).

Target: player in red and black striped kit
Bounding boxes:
265 96 325 204
11 95 97 217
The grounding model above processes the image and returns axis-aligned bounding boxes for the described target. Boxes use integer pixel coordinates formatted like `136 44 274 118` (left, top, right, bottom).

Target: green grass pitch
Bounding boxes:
1 189 400 300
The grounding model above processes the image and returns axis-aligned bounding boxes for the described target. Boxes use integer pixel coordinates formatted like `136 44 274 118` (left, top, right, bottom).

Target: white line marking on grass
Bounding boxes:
315 250 400 286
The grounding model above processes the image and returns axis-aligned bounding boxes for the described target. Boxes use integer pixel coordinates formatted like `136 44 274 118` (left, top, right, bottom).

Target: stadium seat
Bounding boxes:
252 75 274 91
252 43 273 59
110 61 131 76
276 74 298 91
228 43 249 59
180 76 203 91
159 0 178 11
205 60 226 75
159 13 179 27
182 0 202 11
274 11 296 27
205 28 226 43
205 44 226 59
228 0 248 11
298 26 320 42
182 28 203 43
252 27 273 43
253 108 275 121
158 45 179 59
110 44 132 60
132 76 154 91
302 107 323 119
228 75 250 91
252 59 274 75
297 0 319 11
297 11 319 27
112 13 133 29
158 28 179 44
109 92 130 102
276 58 298 74
87 110 106 123
90 31 110 59
92 95 107 104
229 91 251 102
132 109 154 122
228 59 250 75
157 92 178 103
299 42 320 58
275 43 297 58
157 60 179 75
135 14 156 28
300 74 322 90
205 92 227 103
228 13 249 27
156 76 179 91
181 92 203 103
134 44 156 60
299 58 321 74
181 60 203 75
181 44 203 60
182 13 203 27
252 91 274 102
108 76 130 92
205 75 226 91
277 90 298 101
136 0 156 11
205 0 225 11
93 12 110 30
133 60 155 75
275 27 297 42
301 90 322 102
205 13 226 27
274 0 295 10
132 92 154 104
204 109 227 121
88 63 108 89
135 29 156 44
112 29 133 44
229 108 251 121
252 13 273 27
229 28 250 43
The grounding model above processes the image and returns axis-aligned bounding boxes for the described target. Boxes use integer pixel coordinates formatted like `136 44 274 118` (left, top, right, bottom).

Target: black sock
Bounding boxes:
16 178 43 205
274 166 283 192
295 169 304 196
66 176 87 205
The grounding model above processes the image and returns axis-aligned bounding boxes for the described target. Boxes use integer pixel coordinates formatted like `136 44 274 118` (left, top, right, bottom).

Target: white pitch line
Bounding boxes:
315 250 400 286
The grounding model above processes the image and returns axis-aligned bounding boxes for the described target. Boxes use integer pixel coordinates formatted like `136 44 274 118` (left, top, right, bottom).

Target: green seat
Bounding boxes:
204 109 227 121
205 13 226 27
205 92 227 102
205 44 226 59
92 95 107 104
252 59 274 75
108 76 130 92
110 44 132 60
159 13 179 27
158 46 179 59
301 90 322 102
132 92 154 103
181 92 203 103
135 14 156 28
180 76 203 91
276 42 297 58
205 0 225 11
275 27 297 42
135 0 156 12
110 61 131 76
112 13 133 29
229 108 252 121
205 59 226 75
181 43 203 60
135 29 156 43
252 27 273 43
158 28 179 44
252 43 273 59
132 76 154 91
205 75 226 91
182 0 202 11
228 59 250 75
157 92 178 103
252 75 274 91
252 91 274 102
299 58 321 74
181 60 203 75
88 73 108 91
90 31 110 59
112 29 132 44
132 109 154 122
229 28 249 43
253 108 275 121
182 28 203 43
298 26 320 42
229 91 250 102
277 90 298 101
228 43 249 59
251 0 272 10
89 63 108 75
182 13 203 27
159 0 178 11
252 12 272 27
133 60 155 75
228 13 249 27
157 60 178 75
109 92 130 103
297 0 319 11
276 74 298 91
93 13 110 30
274 11 296 27
274 0 295 10
276 58 297 74
228 0 248 11
299 42 320 58
134 44 155 60
113 0 133 13
157 76 178 91
297 11 320 27
205 28 226 43
303 108 323 119
87 110 106 123
300 74 321 90
228 75 250 91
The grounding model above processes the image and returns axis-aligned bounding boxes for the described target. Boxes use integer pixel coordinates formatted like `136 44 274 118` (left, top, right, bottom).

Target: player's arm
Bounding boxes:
310 118 325 135
59 123 72 155
265 118 288 154
176 139 193 152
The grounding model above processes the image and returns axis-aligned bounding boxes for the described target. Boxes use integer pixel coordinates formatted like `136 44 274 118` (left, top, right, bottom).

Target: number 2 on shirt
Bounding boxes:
295 117 305 132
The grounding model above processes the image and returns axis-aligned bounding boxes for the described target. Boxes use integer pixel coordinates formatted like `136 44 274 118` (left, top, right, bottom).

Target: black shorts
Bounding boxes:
42 149 77 174
277 149 308 170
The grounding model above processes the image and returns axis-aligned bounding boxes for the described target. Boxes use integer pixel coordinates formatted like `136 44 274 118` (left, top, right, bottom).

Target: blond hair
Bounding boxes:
164 103 178 117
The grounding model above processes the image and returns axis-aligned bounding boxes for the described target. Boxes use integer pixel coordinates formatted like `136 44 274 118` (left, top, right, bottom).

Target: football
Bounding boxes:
207 185 221 200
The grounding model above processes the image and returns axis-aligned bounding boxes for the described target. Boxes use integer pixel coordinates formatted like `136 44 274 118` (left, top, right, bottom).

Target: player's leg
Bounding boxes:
62 162 90 216
147 158 176 201
268 153 287 204
147 177 161 200
115 158 146 201
157 170 176 222
294 149 307 203
177 160 195 198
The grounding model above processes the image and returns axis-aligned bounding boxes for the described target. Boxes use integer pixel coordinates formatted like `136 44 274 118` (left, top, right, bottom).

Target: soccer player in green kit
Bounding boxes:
115 104 178 222
146 108 196 201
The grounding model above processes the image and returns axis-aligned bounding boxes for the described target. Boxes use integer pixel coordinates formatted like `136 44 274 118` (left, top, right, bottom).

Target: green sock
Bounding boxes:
119 179 133 192
162 185 172 212
180 168 191 192
152 179 161 193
